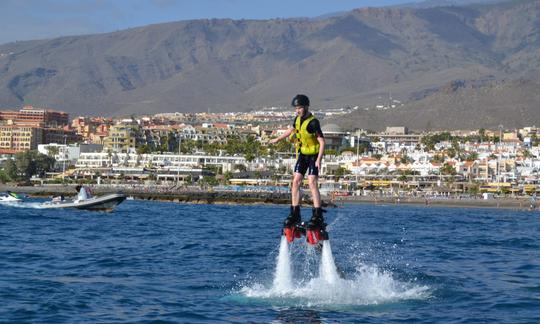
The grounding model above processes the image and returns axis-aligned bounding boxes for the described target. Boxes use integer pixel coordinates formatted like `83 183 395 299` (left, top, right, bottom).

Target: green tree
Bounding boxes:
200 175 218 187
5 151 54 181
400 154 413 164
531 134 538 146
234 164 247 172
225 135 263 162
34 152 55 177
398 173 408 181
158 135 167 152
468 183 480 195
358 142 370 154
223 171 232 184
333 167 349 181
446 148 456 159
243 136 260 162
203 142 220 156
224 135 243 155
479 128 486 142
46 145 60 158
181 139 197 154
440 162 456 176
465 152 479 161
136 144 151 154
4 159 18 181
0 169 9 183
421 135 436 151
167 131 178 152
430 154 444 163
14 151 37 180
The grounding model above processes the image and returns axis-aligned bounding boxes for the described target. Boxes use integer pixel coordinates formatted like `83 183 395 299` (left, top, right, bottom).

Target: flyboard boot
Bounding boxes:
306 207 329 245
283 206 304 243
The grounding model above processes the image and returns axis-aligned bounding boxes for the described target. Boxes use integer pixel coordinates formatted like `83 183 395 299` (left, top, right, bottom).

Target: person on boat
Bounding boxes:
52 194 65 203
75 185 92 202
269 94 327 242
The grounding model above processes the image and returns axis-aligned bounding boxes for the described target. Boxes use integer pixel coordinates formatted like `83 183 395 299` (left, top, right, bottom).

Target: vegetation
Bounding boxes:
440 162 457 176
464 152 479 162
1 150 56 181
372 153 383 160
325 149 338 156
332 166 349 181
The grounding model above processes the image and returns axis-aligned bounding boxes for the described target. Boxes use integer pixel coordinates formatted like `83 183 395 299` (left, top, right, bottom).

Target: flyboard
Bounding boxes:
282 210 329 245
277 208 346 283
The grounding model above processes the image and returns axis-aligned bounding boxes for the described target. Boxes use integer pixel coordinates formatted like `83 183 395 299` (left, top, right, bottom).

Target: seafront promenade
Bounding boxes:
0 184 292 205
1 184 537 210
332 195 536 210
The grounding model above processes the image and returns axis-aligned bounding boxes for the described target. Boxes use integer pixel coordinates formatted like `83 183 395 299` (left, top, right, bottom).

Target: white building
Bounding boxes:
76 152 246 173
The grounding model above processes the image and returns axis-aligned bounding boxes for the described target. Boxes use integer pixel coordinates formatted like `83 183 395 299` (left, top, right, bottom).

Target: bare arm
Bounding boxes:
269 127 294 144
315 136 325 169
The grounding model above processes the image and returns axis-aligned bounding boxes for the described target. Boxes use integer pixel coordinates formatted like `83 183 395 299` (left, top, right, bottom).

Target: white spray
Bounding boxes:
272 236 293 294
319 240 340 284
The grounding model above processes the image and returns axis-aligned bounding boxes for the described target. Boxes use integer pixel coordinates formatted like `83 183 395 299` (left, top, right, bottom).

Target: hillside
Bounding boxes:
0 0 538 125
327 78 540 131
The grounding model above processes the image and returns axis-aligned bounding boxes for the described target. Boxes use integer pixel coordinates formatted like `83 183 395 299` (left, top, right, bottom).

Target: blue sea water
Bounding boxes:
1 199 539 323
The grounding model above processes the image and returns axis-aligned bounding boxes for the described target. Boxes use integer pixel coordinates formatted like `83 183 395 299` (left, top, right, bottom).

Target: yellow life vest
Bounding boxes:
290 114 320 156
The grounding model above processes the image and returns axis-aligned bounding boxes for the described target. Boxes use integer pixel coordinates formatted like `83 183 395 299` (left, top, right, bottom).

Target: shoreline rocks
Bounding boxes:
0 185 535 210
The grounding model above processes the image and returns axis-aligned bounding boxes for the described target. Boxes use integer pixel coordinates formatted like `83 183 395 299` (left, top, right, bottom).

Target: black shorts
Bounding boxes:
294 154 319 176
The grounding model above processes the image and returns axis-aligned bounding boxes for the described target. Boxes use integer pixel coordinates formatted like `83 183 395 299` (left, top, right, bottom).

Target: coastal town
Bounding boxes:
1 104 539 205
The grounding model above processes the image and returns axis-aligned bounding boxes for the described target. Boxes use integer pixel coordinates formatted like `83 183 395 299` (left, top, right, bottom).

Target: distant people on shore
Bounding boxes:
530 194 537 211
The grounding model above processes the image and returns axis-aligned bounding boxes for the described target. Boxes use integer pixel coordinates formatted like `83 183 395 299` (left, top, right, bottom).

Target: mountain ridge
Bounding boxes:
0 0 538 130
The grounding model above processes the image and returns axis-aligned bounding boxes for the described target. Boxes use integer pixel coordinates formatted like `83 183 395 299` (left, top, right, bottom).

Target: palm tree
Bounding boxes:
47 145 60 158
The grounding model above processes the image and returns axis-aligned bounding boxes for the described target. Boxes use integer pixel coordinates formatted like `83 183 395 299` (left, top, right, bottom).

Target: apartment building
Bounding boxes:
0 106 79 153
0 125 43 152
0 105 68 127
104 123 141 153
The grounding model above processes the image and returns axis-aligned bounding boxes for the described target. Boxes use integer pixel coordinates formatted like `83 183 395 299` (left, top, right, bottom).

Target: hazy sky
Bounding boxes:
0 0 423 45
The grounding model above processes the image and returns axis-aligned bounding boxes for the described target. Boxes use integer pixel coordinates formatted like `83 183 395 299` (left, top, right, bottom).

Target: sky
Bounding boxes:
0 0 424 45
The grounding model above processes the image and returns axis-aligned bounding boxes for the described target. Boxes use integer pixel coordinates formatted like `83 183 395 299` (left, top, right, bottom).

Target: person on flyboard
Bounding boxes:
270 94 328 245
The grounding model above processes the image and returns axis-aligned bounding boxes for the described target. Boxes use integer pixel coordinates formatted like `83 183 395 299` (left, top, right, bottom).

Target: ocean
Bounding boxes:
0 199 539 323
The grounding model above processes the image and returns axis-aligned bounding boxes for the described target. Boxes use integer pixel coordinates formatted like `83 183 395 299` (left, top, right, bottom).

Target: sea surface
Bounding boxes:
1 199 539 323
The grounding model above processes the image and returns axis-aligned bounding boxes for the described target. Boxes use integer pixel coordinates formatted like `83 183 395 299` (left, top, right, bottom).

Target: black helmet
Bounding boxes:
291 94 310 107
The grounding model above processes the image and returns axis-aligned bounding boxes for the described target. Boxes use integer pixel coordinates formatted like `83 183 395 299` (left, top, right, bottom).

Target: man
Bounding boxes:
270 94 327 244
75 185 92 202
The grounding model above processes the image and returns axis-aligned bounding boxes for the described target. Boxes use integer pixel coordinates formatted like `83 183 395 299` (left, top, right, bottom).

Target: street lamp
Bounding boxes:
497 125 503 182
62 134 67 183
177 136 181 186
356 135 360 185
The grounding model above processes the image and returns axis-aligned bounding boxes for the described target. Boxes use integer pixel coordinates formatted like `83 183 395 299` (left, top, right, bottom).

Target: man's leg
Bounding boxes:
285 172 304 226
283 172 305 242
308 175 324 226
308 175 321 208
291 172 304 207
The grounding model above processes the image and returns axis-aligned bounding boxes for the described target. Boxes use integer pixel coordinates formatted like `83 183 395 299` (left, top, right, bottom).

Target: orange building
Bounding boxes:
0 105 69 127
0 106 78 152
